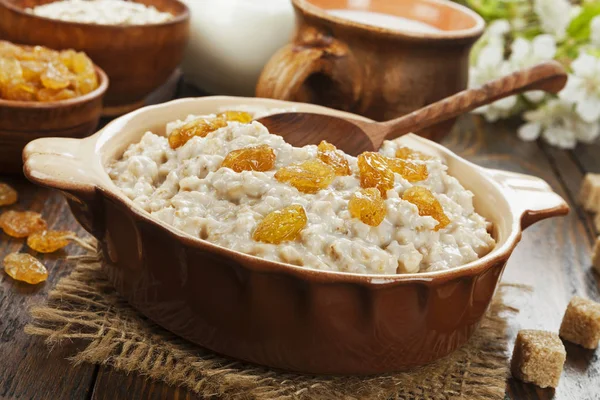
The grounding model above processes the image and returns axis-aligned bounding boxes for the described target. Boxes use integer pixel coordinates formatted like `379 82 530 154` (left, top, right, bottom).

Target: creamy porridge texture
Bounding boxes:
108 111 495 275
27 0 174 25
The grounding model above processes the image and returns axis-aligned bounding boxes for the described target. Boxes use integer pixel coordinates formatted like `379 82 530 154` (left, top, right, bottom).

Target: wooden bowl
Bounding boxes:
0 0 190 115
23 96 569 374
0 66 108 174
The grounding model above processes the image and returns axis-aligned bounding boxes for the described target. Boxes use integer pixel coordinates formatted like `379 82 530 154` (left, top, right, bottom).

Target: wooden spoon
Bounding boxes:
256 61 567 156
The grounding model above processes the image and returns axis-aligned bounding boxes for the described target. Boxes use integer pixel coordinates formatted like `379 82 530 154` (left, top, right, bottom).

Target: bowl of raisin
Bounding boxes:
0 0 189 116
0 40 108 174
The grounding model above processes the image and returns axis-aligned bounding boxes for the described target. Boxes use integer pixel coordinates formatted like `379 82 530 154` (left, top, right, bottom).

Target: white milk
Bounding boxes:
328 9 441 33
180 0 295 96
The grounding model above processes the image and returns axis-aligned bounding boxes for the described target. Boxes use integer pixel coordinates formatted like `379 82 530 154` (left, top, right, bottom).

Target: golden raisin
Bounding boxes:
70 51 95 76
1 82 37 101
0 57 23 84
75 75 98 95
218 110 253 123
402 186 450 231
252 205 307 244
0 41 21 58
0 183 18 206
275 159 335 194
348 188 386 226
0 41 98 101
221 145 276 172
317 140 351 176
3 252 48 284
40 62 72 90
168 117 228 149
36 88 76 102
27 230 74 253
70 52 98 94
0 210 48 238
20 60 45 81
357 152 395 196
395 146 431 161
387 158 428 182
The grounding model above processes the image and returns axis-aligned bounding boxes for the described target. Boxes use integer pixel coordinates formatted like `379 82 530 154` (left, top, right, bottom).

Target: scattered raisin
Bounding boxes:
3 252 48 284
221 145 276 172
253 205 307 244
27 230 74 253
0 210 48 238
275 159 335 194
402 186 450 231
317 140 351 176
0 183 18 206
218 110 253 123
168 117 228 149
357 152 395 196
348 188 386 226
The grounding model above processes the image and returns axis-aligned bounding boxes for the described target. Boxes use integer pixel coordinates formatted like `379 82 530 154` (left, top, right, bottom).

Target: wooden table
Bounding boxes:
0 106 599 399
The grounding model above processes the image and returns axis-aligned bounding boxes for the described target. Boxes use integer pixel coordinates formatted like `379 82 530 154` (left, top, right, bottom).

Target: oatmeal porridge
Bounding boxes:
108 110 495 275
26 0 174 25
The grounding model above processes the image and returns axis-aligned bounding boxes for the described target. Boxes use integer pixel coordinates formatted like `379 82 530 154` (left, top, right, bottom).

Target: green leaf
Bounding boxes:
567 2 600 41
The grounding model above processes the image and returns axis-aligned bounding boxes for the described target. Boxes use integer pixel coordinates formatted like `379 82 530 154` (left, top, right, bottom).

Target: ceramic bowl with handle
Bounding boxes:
0 65 108 174
0 0 189 116
23 97 568 375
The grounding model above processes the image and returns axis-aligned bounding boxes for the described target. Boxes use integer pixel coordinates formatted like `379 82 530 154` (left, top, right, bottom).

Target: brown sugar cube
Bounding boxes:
511 330 566 388
593 237 600 274
559 296 600 349
579 173 600 212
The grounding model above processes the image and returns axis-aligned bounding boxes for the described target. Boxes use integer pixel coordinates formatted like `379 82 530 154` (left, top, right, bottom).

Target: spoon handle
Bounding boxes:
373 61 567 145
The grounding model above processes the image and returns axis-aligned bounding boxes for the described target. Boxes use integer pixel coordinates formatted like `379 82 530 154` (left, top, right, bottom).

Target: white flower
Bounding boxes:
470 19 509 63
533 0 572 40
518 99 600 148
469 40 518 122
559 52 600 123
509 34 557 103
487 19 511 38
591 16 600 47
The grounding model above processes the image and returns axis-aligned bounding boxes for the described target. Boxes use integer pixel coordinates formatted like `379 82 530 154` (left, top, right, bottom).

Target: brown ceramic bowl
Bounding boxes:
0 0 189 115
256 0 485 142
0 66 108 174
22 97 568 375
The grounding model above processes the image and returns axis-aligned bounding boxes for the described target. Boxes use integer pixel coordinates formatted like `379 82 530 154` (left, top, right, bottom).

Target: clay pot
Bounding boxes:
256 0 484 141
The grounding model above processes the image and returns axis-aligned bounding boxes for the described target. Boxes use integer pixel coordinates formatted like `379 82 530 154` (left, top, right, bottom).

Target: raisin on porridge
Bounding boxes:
108 109 496 275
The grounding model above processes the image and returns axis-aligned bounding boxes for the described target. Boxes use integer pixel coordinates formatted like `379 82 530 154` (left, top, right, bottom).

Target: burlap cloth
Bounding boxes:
25 253 523 400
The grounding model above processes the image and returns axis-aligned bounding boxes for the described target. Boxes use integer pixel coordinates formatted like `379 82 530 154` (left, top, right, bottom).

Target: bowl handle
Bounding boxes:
485 168 569 229
23 137 101 235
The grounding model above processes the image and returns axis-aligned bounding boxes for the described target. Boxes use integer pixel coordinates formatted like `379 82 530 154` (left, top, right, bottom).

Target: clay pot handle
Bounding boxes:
256 32 361 108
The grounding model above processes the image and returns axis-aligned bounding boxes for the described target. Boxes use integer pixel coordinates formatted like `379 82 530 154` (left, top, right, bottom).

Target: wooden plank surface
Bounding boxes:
91 369 201 400
0 114 598 399
448 118 600 399
0 179 97 400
